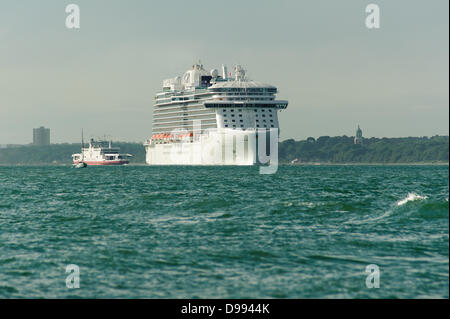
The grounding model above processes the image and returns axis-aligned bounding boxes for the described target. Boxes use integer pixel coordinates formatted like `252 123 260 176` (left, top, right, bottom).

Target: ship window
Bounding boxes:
240 125 243 128
257 125 260 127
224 119 228 122
233 125 236 128
232 120 235 122
223 109 226 112
238 109 242 112
256 119 259 122
224 114 227 117
254 109 257 112
270 114 273 117
240 120 243 122
231 114 235 117
225 125 228 127
271 125 274 127
270 119 273 122
261 109 265 112
262 114 265 117
269 109 272 112
239 114 242 117
263 120 266 122
230 109 234 112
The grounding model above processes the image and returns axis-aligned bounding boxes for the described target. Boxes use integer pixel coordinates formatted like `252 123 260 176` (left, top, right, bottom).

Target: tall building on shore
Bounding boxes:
354 125 363 145
33 126 50 145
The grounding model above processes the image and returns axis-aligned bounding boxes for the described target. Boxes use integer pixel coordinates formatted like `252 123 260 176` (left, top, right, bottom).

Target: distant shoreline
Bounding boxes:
1 136 448 165
0 162 448 167
284 162 449 166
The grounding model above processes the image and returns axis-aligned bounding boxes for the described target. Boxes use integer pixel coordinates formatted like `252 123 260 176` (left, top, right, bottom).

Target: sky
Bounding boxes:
0 0 448 144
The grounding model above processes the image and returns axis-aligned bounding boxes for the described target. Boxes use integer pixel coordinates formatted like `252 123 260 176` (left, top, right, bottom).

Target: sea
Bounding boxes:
0 165 448 298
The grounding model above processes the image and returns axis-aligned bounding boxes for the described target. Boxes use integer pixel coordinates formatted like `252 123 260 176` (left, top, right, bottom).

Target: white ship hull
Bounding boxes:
145 130 257 165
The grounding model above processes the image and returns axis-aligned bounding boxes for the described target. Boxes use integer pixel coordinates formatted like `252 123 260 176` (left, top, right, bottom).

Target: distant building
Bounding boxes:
33 126 50 145
354 125 363 145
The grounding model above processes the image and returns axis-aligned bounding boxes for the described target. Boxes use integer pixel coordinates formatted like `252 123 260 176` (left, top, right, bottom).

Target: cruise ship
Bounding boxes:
144 63 288 165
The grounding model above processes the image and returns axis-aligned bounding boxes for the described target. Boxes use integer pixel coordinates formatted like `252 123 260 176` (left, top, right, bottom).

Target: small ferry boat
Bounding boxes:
72 138 132 166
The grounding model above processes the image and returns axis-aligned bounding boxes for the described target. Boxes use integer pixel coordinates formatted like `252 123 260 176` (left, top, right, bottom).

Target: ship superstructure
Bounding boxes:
144 63 288 165
72 138 131 166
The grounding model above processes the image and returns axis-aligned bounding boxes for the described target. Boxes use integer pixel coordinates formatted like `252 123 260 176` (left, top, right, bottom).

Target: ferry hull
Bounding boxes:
73 160 129 166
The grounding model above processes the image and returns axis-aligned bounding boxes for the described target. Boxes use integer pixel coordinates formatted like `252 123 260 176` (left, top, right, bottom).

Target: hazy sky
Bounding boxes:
0 0 448 144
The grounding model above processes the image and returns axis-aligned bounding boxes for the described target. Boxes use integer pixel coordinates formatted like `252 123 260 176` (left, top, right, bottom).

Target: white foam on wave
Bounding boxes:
397 193 428 206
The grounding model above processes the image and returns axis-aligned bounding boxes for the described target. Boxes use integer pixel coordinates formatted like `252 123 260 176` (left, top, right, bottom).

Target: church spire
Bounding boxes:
354 125 363 144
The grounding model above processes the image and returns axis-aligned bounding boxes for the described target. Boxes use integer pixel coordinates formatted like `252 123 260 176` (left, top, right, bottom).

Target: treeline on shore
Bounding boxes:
279 135 449 163
0 136 448 165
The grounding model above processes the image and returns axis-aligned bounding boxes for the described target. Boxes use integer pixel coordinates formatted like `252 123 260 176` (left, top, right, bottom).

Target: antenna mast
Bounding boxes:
81 129 85 162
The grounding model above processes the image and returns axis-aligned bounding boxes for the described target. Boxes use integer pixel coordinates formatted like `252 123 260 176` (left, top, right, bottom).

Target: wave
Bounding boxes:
349 192 434 225
397 193 428 206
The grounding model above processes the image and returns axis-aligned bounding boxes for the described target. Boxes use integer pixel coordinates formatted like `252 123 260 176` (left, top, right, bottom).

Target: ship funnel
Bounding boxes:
222 65 228 80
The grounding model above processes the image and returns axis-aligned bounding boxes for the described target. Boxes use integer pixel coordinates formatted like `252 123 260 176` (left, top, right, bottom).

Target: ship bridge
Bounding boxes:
205 80 287 109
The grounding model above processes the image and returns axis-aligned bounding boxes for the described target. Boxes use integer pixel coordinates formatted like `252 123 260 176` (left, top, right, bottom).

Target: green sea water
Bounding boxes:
0 165 448 298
